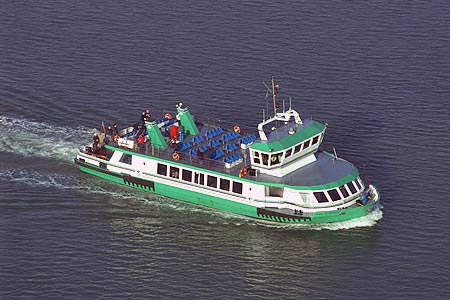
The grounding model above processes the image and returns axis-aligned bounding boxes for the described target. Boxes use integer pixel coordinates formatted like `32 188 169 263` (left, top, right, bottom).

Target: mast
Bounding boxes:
271 75 277 115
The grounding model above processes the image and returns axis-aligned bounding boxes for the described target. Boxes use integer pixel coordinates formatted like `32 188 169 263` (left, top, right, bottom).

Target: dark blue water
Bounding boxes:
1 1 449 299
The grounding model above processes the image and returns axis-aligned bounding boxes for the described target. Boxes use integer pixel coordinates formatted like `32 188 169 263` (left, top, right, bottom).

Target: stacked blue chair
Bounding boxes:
224 143 238 151
204 127 224 138
238 135 257 145
199 145 208 153
189 147 198 156
208 139 221 148
177 142 192 152
224 154 243 168
192 135 205 143
209 149 225 160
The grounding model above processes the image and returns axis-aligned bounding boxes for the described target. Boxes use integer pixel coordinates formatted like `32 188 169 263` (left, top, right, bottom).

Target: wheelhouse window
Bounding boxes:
207 175 217 188
220 178 230 191
119 153 132 165
182 169 192 182
253 151 261 164
232 182 243 194
270 152 282 166
328 189 341 201
285 148 293 158
339 185 349 198
313 191 329 203
170 166 179 179
194 172 204 185
312 135 319 145
303 139 311 149
261 153 269 166
294 143 302 154
157 163 167 176
347 182 357 194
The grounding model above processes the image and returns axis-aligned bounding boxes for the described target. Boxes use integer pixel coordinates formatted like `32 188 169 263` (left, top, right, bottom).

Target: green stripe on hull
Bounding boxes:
77 164 376 224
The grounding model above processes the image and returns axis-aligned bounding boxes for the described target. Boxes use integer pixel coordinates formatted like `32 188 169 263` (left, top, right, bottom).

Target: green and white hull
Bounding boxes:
75 145 379 224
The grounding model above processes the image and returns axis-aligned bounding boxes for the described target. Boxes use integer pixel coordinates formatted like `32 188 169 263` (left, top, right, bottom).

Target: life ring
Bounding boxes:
113 134 120 142
164 113 173 120
233 125 241 134
172 152 180 161
239 167 247 178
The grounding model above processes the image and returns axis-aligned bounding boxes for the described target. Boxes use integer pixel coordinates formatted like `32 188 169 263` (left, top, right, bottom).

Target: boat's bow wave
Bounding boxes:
0 115 93 162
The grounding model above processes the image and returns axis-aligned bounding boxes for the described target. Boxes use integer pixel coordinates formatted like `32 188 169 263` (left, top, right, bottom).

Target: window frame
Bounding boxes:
328 189 341 201
170 166 180 179
157 163 167 176
207 175 217 188
220 178 230 191
313 191 329 203
182 169 192 182
232 182 243 194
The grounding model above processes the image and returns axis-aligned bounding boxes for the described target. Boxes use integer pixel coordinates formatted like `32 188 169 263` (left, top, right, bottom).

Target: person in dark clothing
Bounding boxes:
113 124 118 134
141 111 146 125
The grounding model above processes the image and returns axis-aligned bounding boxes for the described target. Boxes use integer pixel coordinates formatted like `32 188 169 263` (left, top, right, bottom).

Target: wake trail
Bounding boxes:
0 115 93 162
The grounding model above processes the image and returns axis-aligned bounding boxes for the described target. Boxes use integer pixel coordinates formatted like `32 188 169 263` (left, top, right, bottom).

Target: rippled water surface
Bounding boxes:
1 1 449 299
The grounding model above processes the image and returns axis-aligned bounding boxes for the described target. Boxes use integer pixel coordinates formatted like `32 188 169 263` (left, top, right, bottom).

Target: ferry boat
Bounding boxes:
74 77 380 224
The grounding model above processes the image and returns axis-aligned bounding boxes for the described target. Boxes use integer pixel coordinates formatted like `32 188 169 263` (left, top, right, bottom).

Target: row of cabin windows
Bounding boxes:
313 179 364 203
156 163 243 194
253 133 322 166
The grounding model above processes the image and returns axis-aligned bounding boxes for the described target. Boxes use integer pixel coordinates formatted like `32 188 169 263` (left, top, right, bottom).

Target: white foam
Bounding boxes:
0 115 93 162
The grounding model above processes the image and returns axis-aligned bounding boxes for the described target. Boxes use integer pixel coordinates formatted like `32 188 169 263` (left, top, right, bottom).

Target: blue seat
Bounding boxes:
189 148 198 156
177 142 192 152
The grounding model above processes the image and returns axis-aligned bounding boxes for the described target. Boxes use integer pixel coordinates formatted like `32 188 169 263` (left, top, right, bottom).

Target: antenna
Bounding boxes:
271 75 277 115
263 109 265 121
289 97 292 110
333 147 338 159
283 99 285 113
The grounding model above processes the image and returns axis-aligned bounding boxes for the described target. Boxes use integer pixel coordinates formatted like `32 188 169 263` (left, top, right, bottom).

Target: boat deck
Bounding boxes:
98 117 357 188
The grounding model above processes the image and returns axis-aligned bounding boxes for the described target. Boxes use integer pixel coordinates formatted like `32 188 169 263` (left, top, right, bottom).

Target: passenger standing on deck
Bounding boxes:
141 111 146 126
113 124 118 135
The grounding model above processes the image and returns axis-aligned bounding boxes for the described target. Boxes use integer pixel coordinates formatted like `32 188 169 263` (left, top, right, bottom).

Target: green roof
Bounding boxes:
251 121 326 152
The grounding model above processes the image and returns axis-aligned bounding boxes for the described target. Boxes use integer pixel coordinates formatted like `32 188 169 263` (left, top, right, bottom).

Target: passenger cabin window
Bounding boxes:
207 175 217 188
313 191 329 203
254 157 261 164
347 182 357 194
106 149 115 161
220 178 230 191
194 172 204 185
170 166 179 179
339 185 349 198
328 189 341 201
312 135 319 145
254 151 260 157
119 153 132 165
157 163 167 176
294 143 302 154
266 186 284 197
285 148 293 158
261 153 269 166
303 139 311 149
270 152 282 166
232 182 243 194
182 169 192 182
